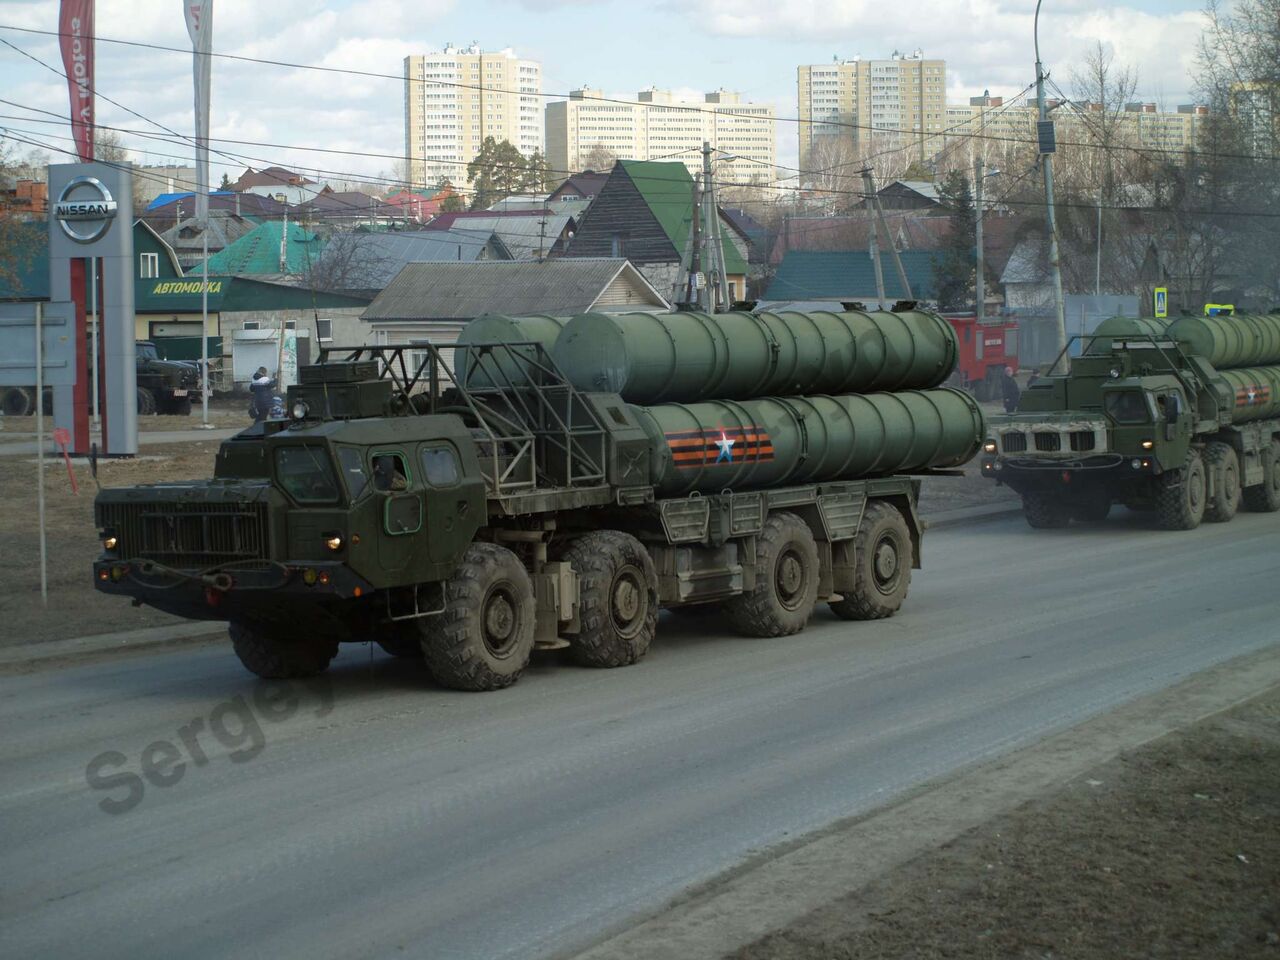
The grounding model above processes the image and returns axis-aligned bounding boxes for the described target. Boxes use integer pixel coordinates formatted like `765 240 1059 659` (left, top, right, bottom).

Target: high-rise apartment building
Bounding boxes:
797 52 947 170
546 88 776 185
941 94 1208 164
404 45 542 189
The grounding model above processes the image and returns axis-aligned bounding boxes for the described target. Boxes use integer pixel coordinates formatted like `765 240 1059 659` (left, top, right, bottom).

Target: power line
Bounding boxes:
3 22 1257 163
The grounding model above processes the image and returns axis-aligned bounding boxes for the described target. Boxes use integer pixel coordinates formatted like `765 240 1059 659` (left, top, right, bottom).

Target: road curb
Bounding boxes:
0 623 224 671
2 503 1021 671
563 645 1280 960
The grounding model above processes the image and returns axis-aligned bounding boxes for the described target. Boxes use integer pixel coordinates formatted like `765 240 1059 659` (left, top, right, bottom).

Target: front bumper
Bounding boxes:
981 452 1161 489
93 558 374 623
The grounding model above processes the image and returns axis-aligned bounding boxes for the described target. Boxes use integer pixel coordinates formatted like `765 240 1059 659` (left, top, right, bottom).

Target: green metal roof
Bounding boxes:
618 160 747 275
764 250 938 301
197 220 326 276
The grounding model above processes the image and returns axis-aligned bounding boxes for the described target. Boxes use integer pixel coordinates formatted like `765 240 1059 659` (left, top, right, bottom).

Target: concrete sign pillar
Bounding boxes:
48 162 136 455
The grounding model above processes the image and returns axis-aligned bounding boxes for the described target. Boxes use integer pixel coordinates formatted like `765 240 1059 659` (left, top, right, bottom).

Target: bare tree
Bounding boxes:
580 143 617 173
303 232 395 295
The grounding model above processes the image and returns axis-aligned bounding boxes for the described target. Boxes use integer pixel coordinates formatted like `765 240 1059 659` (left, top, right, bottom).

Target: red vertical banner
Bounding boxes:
59 0 95 162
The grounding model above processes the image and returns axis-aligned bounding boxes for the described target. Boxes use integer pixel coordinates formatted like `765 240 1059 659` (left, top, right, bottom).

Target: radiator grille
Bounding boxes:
1001 431 1027 453
1069 430 1096 452
1034 432 1062 452
99 500 269 567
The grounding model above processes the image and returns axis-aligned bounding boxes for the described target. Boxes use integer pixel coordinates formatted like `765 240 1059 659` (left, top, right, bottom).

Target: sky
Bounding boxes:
0 0 1212 189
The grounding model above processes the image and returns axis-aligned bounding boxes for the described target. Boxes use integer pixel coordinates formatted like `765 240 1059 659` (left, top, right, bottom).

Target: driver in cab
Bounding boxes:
373 455 409 492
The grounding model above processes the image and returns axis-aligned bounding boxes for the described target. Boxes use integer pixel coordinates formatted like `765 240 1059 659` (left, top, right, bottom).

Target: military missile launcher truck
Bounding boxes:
94 307 984 691
981 312 1280 529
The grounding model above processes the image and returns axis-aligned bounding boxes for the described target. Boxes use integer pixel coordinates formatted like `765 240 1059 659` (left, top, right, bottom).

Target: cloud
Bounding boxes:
687 0 1206 104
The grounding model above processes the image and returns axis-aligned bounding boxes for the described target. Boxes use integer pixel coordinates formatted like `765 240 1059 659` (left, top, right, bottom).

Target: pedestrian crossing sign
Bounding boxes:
1154 287 1168 318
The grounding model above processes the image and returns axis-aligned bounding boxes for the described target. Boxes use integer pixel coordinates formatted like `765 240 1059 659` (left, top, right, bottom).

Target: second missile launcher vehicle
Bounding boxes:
982 313 1280 529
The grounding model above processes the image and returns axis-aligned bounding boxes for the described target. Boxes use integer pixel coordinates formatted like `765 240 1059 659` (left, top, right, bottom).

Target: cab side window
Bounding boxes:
372 452 410 492
421 446 460 487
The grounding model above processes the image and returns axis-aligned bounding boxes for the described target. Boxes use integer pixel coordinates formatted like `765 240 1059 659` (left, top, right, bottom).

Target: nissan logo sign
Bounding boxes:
54 175 118 243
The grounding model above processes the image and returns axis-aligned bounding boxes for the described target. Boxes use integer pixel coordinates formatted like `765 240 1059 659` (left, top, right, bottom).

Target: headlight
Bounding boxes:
1140 439 1153 450
103 534 118 550
290 400 310 420
1110 368 1121 378
983 440 998 454
323 534 343 552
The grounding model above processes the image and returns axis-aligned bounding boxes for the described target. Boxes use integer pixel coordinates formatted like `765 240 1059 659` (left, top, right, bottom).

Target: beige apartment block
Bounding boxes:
940 94 1208 166
546 88 776 185
404 44 543 189
798 52 947 170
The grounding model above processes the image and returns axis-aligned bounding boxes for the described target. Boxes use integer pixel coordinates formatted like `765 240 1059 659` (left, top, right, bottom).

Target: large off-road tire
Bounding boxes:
1242 439 1280 513
230 621 338 678
418 542 535 691
725 512 819 637
169 396 194 416
1155 447 1206 530
561 531 658 667
1203 441 1240 523
1070 489 1112 523
1022 491 1071 529
136 387 157 415
829 500 913 621
2 386 34 416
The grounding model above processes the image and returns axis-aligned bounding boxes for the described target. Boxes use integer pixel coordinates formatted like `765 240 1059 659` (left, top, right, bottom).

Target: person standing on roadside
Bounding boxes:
1001 366 1021 413
250 367 276 421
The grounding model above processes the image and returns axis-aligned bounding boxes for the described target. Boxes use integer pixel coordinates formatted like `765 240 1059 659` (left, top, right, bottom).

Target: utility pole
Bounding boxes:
861 168 887 308
1035 0 1068 356
702 142 730 311
975 157 985 321
690 168 705 309
1095 189 1102 296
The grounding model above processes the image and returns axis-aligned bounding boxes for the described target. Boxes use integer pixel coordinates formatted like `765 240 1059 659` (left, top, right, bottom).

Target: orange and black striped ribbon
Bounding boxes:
665 427 775 467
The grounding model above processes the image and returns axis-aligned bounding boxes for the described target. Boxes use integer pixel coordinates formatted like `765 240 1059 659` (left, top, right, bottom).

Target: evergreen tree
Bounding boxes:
932 170 977 310
521 150 553 195
219 172 233 190
466 137 528 210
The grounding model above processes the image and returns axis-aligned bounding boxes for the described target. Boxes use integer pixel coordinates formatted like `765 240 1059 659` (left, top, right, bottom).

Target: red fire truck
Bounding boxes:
940 313 1019 400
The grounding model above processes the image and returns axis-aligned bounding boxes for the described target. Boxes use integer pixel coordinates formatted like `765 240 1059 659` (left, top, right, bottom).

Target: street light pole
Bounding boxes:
975 157 985 322
1035 0 1068 356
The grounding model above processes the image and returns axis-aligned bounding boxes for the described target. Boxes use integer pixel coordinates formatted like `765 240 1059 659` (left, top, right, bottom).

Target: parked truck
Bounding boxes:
93 307 984 691
981 312 1280 529
0 340 201 417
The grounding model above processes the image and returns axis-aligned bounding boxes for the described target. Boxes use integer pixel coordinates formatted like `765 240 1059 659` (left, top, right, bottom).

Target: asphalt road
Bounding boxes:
2 510 1278 960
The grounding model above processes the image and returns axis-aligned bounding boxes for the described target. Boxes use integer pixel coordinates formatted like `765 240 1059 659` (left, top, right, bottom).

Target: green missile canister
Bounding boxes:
552 308 959 403
1085 316 1171 354
454 314 568 388
631 387 984 496
1218 364 1280 423
1168 313 1280 369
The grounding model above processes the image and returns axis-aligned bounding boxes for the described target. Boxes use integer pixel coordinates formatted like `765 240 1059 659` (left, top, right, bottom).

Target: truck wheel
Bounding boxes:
562 531 658 667
1203 441 1240 523
418 543 535 691
1242 440 1280 513
136 387 156 415
829 501 913 621
1155 447 1206 530
1071 490 1111 523
1 387 34 416
163 396 194 416
230 621 338 678
726 512 819 637
1022 492 1071 529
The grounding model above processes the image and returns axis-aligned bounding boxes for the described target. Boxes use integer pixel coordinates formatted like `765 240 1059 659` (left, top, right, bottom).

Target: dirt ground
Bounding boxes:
731 688 1280 960
917 460 1018 515
0 441 222 646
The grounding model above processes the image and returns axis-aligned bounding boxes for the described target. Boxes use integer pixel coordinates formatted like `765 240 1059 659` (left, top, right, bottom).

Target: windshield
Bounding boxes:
336 447 370 500
136 343 159 361
1104 391 1151 424
274 445 340 503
